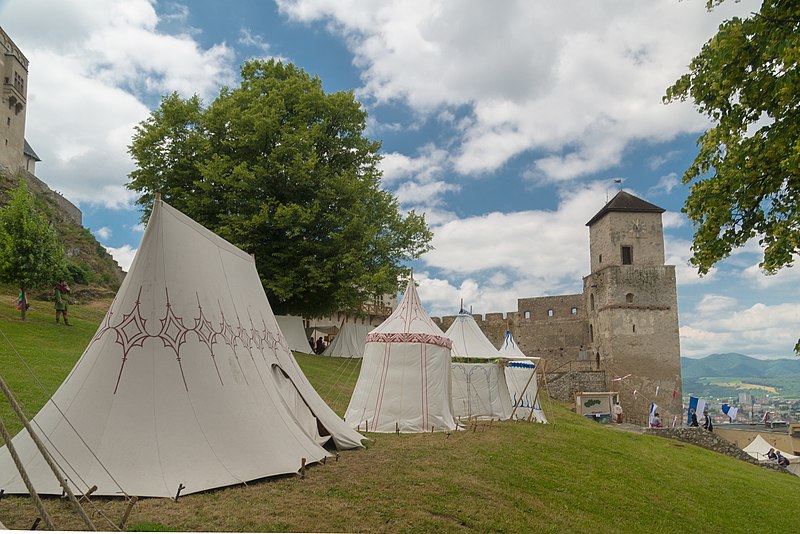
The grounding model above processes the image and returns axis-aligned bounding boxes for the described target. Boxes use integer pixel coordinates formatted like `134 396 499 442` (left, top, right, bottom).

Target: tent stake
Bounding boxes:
335 452 340 462
30 517 41 530
78 485 97 503
118 496 139 530
174 483 185 502
0 415 55 530
0 375 95 530
396 422 399 435
300 458 306 479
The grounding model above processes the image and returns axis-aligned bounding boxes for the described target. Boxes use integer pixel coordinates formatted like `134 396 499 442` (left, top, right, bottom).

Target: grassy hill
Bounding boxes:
1 294 799 532
682 353 800 399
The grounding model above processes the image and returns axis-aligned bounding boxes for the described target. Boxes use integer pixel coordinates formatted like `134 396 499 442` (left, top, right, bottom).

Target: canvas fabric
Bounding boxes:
344 280 456 433
323 323 372 358
499 330 547 423
275 315 313 354
0 200 363 498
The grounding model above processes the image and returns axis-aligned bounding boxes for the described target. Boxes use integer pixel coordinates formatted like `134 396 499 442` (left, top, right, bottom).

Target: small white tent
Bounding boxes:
275 315 313 353
323 323 372 358
0 199 363 498
446 311 513 421
743 434 800 476
344 276 456 433
498 330 547 423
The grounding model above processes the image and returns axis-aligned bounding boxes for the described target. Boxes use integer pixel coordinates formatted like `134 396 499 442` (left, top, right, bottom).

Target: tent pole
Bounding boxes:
0 414 55 530
530 359 549 423
0 374 97 531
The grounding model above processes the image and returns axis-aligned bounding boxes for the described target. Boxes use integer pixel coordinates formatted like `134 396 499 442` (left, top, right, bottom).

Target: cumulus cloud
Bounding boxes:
95 226 112 240
681 300 800 359
105 244 137 272
277 0 759 181
0 0 236 208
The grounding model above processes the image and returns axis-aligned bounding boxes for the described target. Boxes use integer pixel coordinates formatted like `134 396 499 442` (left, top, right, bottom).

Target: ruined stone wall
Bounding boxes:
546 370 607 403
21 170 82 226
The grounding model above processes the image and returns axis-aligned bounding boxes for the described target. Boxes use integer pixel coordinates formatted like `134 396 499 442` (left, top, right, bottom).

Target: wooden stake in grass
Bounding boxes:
174 483 185 502
118 496 139 530
300 458 306 479
78 485 97 503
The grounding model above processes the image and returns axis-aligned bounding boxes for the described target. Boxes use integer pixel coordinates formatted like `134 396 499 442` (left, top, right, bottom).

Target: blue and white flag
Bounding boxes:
687 396 706 425
721 404 738 421
649 402 658 426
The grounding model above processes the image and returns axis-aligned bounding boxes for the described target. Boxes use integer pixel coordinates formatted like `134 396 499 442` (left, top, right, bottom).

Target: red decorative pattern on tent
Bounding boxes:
366 331 452 349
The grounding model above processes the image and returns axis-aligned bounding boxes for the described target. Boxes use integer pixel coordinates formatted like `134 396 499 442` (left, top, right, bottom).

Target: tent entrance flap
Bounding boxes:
271 365 330 446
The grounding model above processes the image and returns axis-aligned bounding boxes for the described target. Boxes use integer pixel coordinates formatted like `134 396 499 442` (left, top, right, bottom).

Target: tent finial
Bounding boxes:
154 192 161 202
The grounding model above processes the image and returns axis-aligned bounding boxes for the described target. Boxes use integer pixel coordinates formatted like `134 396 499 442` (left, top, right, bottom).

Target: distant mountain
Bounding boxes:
681 353 800 379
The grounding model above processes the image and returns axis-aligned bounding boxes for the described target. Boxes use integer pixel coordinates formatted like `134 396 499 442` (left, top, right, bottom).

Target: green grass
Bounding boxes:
0 290 799 532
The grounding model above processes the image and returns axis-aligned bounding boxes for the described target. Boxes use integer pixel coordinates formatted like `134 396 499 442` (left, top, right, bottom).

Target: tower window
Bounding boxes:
621 246 633 265
633 324 636 333
599 254 602 263
571 307 577 315
626 293 634 303
547 309 554 317
524 311 531 319
590 294 595 311
590 324 594 342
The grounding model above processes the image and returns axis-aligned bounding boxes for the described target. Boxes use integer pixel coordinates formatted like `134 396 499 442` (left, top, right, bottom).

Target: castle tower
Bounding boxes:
0 26 29 174
583 191 683 422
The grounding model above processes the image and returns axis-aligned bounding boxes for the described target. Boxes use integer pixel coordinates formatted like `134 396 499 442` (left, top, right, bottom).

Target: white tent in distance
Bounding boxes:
344 275 456 433
446 311 513 421
275 315 313 353
0 199 363 498
323 323 372 358
498 329 547 423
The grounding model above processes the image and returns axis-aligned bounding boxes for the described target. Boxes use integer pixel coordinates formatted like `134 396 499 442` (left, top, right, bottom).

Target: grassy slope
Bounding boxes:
0 295 798 532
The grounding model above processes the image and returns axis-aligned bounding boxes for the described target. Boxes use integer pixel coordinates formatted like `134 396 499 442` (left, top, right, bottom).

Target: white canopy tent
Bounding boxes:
498 330 547 423
275 315 313 353
0 199 363 498
323 323 372 358
743 434 800 476
446 311 513 421
344 276 456 433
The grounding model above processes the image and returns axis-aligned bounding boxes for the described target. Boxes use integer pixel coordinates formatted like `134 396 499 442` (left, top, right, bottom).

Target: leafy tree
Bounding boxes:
128 60 432 316
0 180 66 319
664 0 800 353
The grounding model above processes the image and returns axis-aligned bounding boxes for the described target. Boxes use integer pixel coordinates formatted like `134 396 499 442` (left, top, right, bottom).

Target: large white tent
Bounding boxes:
743 434 800 476
0 200 363 498
344 276 456 433
446 311 513 421
323 323 372 358
275 315 313 353
498 330 547 423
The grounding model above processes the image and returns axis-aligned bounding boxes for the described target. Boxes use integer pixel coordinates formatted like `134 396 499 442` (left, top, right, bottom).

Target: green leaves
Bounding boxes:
0 179 66 292
127 59 432 316
665 0 800 276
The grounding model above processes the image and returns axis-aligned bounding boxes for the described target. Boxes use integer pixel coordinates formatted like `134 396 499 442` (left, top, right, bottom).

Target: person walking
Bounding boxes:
54 280 71 325
702 410 713 432
689 408 699 427
612 401 623 424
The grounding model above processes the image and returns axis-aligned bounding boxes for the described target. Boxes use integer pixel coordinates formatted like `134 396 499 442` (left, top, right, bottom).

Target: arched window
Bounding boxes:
590 293 595 311
524 311 531 319
547 309 554 317
571 307 578 315
626 293 634 304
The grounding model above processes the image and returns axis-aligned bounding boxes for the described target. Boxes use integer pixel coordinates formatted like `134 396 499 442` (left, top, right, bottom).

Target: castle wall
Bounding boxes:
0 27 29 174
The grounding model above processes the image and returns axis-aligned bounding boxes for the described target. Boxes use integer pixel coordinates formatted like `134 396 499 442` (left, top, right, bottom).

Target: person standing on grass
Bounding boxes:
54 280 71 325
612 401 623 424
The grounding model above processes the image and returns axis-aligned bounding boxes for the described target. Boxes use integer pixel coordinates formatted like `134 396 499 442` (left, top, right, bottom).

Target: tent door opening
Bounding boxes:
270 365 331 446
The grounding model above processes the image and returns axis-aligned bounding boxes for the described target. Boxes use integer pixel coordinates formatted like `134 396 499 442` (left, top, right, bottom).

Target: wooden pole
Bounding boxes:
509 362 537 420
300 458 306 479
118 496 139 530
528 360 548 423
0 374 96 530
0 415 55 530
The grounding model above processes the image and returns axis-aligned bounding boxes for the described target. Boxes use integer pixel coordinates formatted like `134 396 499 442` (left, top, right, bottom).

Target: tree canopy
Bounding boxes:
0 180 66 318
665 0 800 352
128 60 432 317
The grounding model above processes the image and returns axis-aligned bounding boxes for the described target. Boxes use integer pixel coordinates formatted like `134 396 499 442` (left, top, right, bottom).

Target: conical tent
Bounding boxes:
0 200 363 498
323 323 372 358
446 311 513 420
498 330 547 423
275 315 313 353
344 277 456 433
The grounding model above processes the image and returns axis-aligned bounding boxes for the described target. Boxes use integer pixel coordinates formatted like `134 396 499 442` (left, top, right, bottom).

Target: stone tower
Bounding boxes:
583 191 683 421
0 26 29 174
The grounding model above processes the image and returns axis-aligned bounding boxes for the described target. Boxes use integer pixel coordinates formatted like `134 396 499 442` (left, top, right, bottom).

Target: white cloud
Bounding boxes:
648 172 680 196
0 0 236 208
681 301 800 359
104 244 137 272
278 0 759 181
95 226 112 240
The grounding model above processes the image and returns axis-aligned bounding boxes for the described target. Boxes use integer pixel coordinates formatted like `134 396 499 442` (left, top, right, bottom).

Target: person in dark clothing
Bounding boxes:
767 448 777 461
702 410 713 432
777 453 790 467
315 336 325 354
689 408 699 427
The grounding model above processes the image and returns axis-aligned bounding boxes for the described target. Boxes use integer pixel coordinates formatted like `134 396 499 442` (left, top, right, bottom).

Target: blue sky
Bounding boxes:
2 0 798 359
